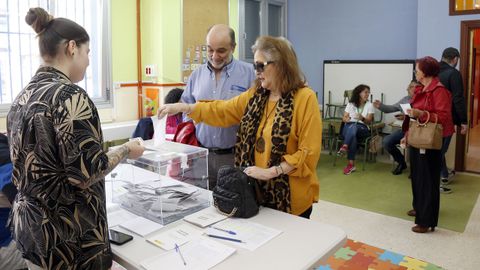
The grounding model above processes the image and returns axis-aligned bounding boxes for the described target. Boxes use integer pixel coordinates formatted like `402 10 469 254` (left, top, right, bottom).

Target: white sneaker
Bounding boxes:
440 185 453 194
441 170 455 185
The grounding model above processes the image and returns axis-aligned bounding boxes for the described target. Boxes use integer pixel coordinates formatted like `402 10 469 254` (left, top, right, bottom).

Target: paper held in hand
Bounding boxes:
151 115 166 146
400 103 411 115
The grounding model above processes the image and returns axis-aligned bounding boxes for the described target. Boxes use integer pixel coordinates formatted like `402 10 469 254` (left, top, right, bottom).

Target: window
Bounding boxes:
0 0 112 114
238 0 287 62
450 0 480 15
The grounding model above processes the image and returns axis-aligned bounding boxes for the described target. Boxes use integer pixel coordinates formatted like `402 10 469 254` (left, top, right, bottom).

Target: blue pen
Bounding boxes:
206 234 244 243
174 243 187 265
210 226 237 235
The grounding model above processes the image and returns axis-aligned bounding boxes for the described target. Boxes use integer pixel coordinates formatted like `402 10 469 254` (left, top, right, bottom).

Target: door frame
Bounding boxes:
459 20 480 171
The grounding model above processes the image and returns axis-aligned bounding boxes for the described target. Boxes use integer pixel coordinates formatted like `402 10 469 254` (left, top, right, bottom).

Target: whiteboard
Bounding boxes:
323 60 415 133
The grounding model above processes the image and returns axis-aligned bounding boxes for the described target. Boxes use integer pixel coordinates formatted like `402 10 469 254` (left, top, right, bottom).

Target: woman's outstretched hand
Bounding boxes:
157 103 192 119
123 140 145 159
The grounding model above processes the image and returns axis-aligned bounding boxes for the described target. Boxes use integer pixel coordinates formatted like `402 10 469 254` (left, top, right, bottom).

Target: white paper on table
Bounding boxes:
152 116 166 146
141 236 236 270
183 207 228 228
145 223 203 250
209 219 282 251
107 207 139 228
119 216 164 237
400 103 411 115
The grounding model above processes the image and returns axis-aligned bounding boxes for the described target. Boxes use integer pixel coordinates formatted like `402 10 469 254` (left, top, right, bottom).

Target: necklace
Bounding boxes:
255 100 279 153
357 104 365 119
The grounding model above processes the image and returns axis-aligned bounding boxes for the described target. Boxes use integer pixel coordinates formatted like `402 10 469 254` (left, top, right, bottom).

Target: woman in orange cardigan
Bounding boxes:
158 36 322 218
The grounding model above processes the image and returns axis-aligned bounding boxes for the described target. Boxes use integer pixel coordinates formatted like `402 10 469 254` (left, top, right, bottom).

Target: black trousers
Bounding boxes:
409 147 441 228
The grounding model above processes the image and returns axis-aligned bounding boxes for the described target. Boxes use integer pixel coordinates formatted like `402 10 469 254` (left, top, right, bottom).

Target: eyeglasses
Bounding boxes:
253 61 274 72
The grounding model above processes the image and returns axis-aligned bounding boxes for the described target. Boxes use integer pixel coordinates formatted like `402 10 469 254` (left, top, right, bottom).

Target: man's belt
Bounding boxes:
208 147 234 154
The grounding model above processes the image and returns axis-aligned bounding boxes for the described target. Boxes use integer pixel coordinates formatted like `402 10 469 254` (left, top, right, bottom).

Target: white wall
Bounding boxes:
287 0 418 103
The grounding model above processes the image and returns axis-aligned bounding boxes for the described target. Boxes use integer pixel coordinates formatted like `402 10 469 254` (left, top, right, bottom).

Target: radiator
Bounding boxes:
101 120 139 142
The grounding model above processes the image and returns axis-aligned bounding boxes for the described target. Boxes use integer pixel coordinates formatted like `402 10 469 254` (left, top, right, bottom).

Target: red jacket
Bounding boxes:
408 77 454 137
173 122 200 146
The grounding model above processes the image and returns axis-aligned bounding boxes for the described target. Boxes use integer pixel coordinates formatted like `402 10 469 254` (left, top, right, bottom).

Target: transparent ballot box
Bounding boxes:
110 140 210 225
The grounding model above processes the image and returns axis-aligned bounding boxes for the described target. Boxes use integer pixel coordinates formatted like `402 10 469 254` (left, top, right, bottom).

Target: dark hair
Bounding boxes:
228 28 236 47
416 56 440 77
164 88 184 104
252 36 306 94
442 47 460 60
25 7 89 59
349 84 370 107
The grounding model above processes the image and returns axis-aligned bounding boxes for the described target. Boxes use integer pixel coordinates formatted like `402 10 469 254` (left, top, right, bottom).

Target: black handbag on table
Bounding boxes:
212 165 259 218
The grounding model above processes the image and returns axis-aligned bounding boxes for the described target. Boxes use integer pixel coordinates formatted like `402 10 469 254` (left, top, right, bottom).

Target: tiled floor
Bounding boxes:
311 195 480 270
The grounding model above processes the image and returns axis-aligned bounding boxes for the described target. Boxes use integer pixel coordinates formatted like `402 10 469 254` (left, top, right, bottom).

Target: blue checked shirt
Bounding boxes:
181 59 255 148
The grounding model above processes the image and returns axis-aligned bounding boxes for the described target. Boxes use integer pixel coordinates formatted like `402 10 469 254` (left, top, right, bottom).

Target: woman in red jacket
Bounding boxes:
402 56 454 233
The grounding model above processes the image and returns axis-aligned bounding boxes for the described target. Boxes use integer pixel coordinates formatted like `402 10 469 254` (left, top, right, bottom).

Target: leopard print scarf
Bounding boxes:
234 87 294 213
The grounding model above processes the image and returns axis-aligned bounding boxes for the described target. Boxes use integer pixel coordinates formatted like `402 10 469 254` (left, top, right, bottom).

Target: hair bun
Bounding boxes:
25 7 53 34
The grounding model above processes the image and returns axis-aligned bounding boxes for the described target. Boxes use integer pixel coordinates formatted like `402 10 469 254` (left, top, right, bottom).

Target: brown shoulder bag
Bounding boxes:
408 111 443 150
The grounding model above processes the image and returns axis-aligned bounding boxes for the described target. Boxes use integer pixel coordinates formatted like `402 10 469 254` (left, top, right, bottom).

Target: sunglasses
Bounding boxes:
253 61 274 72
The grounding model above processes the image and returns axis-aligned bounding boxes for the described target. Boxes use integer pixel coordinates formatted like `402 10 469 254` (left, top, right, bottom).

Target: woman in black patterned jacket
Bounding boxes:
6 8 144 269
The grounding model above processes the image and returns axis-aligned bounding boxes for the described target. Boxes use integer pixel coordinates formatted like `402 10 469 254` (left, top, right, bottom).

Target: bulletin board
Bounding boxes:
182 0 229 82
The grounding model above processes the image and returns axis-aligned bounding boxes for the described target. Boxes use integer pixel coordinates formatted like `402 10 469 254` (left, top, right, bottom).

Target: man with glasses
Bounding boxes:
181 24 255 188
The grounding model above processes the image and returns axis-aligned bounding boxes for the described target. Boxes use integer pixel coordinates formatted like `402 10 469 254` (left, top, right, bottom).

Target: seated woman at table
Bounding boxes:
337 84 374 175
158 36 322 219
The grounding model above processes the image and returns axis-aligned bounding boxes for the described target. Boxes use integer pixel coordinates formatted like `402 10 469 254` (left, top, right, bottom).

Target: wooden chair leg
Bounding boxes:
362 137 372 171
333 138 340 166
328 126 335 155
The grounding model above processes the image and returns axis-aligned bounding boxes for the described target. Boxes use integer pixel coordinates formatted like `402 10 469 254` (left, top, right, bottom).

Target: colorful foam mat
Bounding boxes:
316 239 443 270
